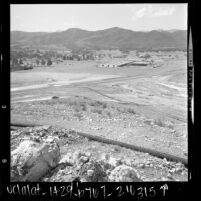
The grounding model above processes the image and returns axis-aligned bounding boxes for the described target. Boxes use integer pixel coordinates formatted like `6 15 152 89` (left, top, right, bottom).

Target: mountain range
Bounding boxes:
11 27 187 50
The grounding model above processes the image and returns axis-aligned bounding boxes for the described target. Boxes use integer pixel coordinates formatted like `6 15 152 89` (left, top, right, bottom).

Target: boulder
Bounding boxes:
78 159 108 182
11 137 61 182
108 157 122 167
109 165 143 182
99 154 122 170
58 151 91 167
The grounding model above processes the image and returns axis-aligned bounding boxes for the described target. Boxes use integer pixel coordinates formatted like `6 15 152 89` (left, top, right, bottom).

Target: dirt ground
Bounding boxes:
10 52 188 181
11 126 187 182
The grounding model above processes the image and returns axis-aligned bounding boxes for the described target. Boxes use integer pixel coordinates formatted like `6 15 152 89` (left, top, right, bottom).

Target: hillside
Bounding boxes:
11 27 187 50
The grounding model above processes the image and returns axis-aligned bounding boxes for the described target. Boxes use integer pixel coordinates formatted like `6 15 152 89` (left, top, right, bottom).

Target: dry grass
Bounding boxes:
38 96 138 119
74 112 83 120
144 120 152 125
104 110 112 118
91 108 103 115
116 106 136 114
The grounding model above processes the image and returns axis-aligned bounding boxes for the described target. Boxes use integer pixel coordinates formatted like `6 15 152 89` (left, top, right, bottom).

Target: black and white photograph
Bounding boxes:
10 3 188 182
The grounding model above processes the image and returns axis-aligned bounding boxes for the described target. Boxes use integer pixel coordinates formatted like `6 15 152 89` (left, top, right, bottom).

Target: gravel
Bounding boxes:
11 126 188 182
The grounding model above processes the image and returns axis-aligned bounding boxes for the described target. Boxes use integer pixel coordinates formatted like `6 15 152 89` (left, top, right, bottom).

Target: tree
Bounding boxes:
47 59 52 66
19 59 23 65
144 53 151 59
41 59 46 66
12 57 18 66
36 59 40 66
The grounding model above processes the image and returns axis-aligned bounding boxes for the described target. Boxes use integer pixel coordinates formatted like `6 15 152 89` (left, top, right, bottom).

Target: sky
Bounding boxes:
11 4 187 32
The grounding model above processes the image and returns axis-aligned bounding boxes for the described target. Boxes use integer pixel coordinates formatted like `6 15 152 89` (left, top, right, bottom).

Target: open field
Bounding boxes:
11 51 188 181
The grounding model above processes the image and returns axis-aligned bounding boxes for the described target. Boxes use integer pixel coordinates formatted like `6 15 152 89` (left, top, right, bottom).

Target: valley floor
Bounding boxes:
10 57 188 181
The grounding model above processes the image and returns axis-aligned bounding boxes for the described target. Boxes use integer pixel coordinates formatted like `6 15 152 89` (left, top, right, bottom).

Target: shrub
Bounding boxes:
102 103 108 109
74 107 81 113
81 104 87 111
74 112 83 120
96 101 103 105
41 59 46 65
89 101 99 107
105 110 112 118
52 96 59 99
154 119 166 127
92 108 103 115
127 108 136 114
68 100 76 106
47 59 52 66
144 120 152 125
89 100 105 107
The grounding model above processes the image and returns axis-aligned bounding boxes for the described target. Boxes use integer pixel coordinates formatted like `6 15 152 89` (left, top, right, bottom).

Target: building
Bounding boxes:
98 60 149 68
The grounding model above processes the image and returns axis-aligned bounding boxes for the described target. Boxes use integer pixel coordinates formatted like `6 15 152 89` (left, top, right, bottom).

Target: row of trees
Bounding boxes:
10 49 64 69
36 59 52 66
11 49 64 60
11 57 53 70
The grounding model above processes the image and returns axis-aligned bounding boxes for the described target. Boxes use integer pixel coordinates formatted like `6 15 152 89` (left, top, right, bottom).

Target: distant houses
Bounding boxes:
11 47 185 72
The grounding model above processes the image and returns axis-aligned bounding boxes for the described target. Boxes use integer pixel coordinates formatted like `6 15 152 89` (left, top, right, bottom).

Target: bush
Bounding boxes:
47 59 52 66
89 101 98 107
154 119 166 127
68 100 76 106
144 120 152 125
74 107 81 113
74 112 83 120
127 108 136 114
92 108 103 115
102 103 108 109
116 107 127 113
81 104 87 111
83 96 89 100
89 100 105 107
105 110 112 118
41 59 46 65
96 101 103 105
167 124 174 129
52 96 59 99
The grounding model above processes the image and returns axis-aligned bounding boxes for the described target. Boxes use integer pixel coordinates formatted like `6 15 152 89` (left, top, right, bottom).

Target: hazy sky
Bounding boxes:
11 4 187 32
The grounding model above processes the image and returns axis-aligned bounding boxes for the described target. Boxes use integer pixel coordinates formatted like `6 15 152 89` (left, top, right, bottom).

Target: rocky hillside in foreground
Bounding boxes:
11 126 187 182
11 27 187 50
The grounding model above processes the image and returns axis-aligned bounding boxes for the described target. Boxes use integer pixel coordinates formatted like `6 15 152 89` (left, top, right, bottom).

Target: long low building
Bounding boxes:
128 61 149 66
98 60 150 68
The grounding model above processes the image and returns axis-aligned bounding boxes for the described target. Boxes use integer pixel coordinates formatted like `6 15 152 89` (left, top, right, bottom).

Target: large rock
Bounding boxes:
99 154 122 170
48 153 108 182
109 165 143 182
78 159 108 182
59 151 91 166
11 137 61 181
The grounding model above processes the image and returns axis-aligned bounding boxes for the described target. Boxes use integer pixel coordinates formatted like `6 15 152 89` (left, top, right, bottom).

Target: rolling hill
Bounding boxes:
11 27 187 50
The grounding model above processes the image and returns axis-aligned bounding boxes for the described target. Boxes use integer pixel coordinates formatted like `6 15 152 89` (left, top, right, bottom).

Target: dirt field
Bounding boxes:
11 52 188 181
